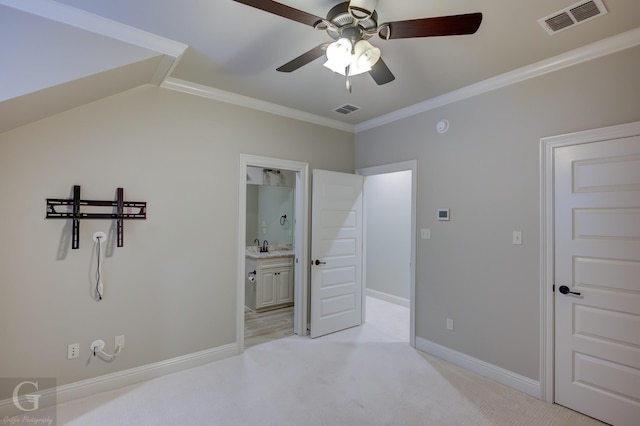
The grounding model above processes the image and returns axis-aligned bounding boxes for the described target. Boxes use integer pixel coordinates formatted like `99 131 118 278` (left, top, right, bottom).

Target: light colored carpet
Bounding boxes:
45 297 602 425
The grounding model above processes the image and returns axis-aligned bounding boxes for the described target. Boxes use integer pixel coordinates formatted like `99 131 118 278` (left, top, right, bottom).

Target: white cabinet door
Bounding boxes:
257 270 277 309
310 170 363 338
276 268 293 304
554 135 640 426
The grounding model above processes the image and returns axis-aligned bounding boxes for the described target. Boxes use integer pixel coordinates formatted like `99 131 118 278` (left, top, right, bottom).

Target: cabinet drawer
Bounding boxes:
258 256 293 269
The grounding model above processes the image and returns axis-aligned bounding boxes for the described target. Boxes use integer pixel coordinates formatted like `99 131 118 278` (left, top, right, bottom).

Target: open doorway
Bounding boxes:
244 166 296 347
358 161 416 347
237 155 309 353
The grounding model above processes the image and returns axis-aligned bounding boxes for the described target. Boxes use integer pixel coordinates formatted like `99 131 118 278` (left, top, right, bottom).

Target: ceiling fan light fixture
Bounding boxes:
354 40 380 70
324 39 380 77
325 38 352 71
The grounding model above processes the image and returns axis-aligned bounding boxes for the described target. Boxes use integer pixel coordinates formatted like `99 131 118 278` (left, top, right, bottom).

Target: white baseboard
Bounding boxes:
366 288 410 308
0 343 238 417
416 337 540 398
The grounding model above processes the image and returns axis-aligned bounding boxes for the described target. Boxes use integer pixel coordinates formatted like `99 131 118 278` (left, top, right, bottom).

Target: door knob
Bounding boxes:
313 259 326 266
558 285 581 296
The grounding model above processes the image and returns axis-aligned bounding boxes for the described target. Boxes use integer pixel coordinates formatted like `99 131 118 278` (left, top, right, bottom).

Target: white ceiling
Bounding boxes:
2 0 640 133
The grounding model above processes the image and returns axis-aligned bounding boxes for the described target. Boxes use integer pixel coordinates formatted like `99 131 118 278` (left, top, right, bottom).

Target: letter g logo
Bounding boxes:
12 380 41 412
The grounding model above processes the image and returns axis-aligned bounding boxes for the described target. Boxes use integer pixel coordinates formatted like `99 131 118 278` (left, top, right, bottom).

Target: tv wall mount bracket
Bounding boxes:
46 185 146 249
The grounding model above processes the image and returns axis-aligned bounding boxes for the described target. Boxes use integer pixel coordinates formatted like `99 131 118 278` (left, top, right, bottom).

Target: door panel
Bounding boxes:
276 269 293 304
554 136 640 426
258 271 277 308
310 170 363 338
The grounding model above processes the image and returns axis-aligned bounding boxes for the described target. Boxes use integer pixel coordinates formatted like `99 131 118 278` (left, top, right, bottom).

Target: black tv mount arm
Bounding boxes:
46 185 146 249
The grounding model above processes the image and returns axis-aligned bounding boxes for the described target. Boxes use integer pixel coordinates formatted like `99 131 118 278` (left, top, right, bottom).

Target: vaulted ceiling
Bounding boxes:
2 0 640 133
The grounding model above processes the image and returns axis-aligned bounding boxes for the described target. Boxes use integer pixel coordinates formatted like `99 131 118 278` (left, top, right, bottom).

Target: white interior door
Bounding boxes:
310 170 363 338
554 135 640 426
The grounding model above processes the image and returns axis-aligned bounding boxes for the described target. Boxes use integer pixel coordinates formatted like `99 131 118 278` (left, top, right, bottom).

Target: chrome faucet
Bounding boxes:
260 240 269 253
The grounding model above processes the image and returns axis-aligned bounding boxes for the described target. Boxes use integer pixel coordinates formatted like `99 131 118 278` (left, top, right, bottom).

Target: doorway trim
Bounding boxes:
357 160 417 348
539 121 640 402
237 154 309 353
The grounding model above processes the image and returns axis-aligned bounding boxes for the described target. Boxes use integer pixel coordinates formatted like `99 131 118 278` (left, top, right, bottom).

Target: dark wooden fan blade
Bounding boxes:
368 58 395 85
381 13 482 39
233 0 324 27
276 44 329 72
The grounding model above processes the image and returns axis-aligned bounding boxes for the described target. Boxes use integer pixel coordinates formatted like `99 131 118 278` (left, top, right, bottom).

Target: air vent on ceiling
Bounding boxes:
538 0 607 35
333 104 361 115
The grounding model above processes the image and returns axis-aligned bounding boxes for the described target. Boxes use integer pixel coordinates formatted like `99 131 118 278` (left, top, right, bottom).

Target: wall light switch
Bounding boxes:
512 231 522 245
446 318 454 331
421 228 431 239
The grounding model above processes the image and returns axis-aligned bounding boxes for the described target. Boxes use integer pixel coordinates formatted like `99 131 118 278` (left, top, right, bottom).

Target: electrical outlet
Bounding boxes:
115 335 125 349
421 228 431 239
68 343 80 359
446 318 454 331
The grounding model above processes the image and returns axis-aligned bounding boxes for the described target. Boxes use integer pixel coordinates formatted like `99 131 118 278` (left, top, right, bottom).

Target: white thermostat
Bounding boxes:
437 208 450 221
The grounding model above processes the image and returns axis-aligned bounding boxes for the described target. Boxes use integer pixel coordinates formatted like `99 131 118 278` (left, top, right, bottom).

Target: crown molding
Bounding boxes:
161 78 355 133
0 0 188 59
355 27 640 133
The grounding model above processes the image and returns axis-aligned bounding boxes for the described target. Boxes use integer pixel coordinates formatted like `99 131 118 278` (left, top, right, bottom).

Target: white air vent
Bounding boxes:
539 0 607 35
333 104 361 115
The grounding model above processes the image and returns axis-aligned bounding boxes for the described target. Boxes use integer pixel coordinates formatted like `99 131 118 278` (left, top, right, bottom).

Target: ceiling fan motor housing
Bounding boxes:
326 2 378 42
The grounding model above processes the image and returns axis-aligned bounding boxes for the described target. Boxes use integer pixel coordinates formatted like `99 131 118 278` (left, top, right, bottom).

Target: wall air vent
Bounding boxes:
333 104 361 115
539 0 607 35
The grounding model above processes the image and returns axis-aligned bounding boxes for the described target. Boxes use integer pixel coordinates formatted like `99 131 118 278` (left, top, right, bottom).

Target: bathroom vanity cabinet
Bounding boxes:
245 255 294 312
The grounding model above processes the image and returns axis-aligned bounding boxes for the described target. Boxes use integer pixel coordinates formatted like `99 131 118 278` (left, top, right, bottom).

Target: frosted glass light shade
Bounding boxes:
325 38 352 70
349 0 378 19
324 39 381 77
354 40 380 70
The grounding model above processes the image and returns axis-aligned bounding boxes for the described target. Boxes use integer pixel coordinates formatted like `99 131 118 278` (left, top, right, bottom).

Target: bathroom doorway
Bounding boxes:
244 166 296 347
236 155 309 353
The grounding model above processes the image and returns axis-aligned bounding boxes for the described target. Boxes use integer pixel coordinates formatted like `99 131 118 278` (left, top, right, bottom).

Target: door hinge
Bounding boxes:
552 284 555 292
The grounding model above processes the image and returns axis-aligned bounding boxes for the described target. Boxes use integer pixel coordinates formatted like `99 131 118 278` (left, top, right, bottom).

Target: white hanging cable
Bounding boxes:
91 339 123 362
93 232 106 301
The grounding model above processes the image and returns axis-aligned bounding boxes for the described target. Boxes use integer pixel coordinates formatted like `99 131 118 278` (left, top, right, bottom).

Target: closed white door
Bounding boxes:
554 135 640 426
310 170 363 338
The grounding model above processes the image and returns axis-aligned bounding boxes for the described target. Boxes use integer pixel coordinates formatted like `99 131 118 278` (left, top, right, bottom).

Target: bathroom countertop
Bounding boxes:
245 246 294 260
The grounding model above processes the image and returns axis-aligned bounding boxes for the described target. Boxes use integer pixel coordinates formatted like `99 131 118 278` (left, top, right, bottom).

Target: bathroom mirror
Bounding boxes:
245 167 295 246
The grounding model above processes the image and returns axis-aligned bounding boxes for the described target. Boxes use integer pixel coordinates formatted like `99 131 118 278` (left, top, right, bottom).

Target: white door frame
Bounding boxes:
237 154 309 353
357 160 417 348
539 121 640 402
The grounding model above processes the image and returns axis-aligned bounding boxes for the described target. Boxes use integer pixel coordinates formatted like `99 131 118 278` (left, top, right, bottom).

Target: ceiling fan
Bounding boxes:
233 0 483 92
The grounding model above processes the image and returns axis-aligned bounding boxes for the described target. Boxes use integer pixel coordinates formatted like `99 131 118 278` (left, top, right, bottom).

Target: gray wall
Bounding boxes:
355 46 640 380
0 85 353 388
